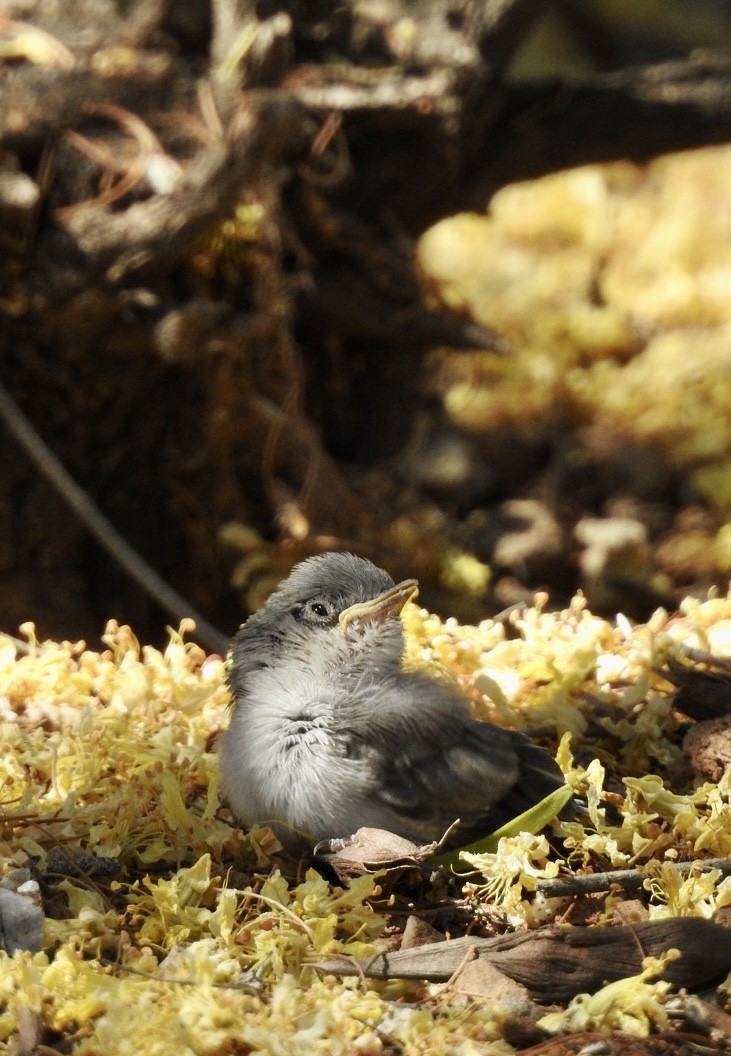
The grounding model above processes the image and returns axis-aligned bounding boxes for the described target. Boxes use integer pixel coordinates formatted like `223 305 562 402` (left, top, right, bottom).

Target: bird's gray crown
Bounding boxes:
275 552 395 608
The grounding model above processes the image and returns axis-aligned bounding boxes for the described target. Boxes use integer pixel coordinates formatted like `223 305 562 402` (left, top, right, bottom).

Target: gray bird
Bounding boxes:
220 552 565 853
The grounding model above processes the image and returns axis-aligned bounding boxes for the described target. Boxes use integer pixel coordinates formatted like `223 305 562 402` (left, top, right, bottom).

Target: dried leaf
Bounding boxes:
683 715 731 781
317 826 444 881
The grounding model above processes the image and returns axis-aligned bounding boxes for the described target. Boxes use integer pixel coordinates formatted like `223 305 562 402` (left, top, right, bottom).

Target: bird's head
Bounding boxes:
229 552 419 687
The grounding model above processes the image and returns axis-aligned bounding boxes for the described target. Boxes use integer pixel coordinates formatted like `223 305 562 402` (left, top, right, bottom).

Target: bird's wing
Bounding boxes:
341 672 564 845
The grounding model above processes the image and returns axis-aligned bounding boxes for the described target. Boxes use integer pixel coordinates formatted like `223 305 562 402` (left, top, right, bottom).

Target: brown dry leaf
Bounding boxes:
399 914 444 949
316 826 442 881
452 957 538 1014
683 715 731 781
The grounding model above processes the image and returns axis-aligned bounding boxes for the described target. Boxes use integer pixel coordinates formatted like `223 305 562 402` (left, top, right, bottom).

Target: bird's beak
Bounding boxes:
339 579 419 635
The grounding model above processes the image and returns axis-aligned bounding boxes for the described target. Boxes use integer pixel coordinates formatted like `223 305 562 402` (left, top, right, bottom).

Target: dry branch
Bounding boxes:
534 859 731 898
317 919 731 1003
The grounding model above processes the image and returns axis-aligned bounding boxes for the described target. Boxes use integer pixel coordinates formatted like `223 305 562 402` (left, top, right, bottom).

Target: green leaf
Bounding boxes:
431 784 575 871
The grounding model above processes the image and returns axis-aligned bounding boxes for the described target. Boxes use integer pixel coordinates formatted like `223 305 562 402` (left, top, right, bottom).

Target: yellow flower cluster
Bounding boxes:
2 583 731 1049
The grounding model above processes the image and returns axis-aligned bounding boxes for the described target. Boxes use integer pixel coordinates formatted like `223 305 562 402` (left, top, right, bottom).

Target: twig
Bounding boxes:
431 943 478 996
99 955 263 993
293 70 456 115
536 857 731 898
0 378 228 654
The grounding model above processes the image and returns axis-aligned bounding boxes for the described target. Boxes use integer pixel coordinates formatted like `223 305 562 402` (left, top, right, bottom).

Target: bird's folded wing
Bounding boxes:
343 673 561 845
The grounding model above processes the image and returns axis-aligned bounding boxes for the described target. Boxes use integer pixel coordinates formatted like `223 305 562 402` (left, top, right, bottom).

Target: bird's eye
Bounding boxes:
292 599 334 624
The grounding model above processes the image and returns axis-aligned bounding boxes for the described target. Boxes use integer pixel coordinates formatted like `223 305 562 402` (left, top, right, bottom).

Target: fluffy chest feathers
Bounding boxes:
219 631 399 841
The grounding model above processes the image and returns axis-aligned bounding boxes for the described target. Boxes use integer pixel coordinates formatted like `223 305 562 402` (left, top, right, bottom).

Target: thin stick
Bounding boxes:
536 857 731 898
0 378 228 654
432 944 478 995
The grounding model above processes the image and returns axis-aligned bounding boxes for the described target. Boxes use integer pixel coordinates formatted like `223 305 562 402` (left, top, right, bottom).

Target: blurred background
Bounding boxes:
3 0 731 646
